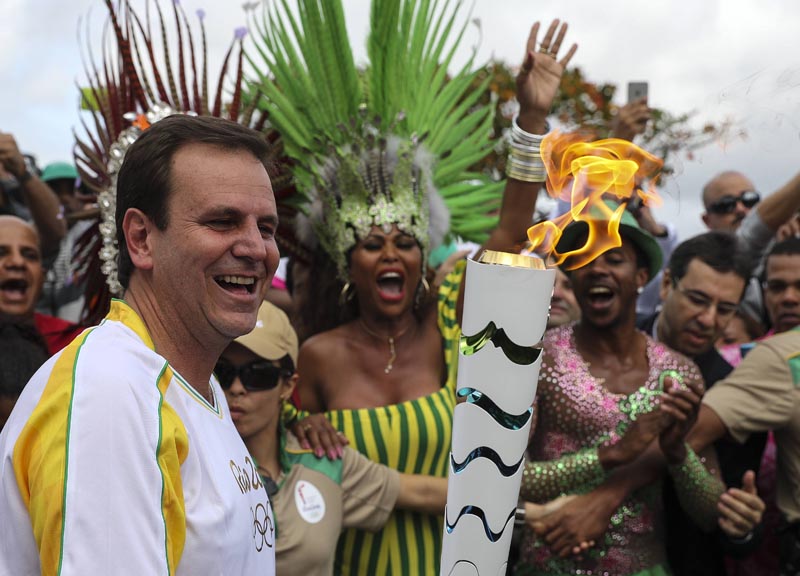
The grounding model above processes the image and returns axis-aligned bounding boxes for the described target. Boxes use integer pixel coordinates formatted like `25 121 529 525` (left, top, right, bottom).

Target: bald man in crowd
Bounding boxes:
701 170 800 324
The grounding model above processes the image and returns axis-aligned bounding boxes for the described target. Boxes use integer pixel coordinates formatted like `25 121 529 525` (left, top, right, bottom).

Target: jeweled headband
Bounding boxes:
296 134 448 280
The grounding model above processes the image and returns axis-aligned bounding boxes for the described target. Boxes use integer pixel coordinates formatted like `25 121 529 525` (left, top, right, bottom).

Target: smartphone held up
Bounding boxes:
627 81 648 103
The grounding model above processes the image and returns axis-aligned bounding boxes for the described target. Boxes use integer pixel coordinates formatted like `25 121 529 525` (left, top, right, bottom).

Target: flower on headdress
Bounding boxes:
132 114 151 131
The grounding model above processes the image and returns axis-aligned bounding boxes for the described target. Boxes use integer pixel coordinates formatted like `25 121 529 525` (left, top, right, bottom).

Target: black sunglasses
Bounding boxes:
707 190 760 215
214 358 291 391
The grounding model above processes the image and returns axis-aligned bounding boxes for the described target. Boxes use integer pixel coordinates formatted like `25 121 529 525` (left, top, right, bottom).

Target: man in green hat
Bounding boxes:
514 201 758 575
40 162 81 218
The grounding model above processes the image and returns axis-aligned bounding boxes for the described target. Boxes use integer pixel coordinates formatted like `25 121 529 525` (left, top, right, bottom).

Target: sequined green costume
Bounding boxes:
514 324 722 576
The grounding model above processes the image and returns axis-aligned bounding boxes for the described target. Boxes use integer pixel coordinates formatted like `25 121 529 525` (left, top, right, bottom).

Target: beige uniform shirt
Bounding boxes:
274 434 400 575
704 328 800 521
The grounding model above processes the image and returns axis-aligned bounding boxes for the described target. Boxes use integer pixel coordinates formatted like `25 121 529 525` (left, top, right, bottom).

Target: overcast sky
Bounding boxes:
2 0 798 240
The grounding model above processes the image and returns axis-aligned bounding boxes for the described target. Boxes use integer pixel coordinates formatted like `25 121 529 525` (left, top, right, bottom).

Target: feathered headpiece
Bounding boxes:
246 0 503 280
73 0 290 324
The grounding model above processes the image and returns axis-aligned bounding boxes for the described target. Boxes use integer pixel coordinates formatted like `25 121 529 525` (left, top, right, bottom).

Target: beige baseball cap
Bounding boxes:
234 301 298 365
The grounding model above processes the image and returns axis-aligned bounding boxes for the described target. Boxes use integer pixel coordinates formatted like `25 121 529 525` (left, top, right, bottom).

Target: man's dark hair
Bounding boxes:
115 115 272 288
668 231 751 285
765 236 800 271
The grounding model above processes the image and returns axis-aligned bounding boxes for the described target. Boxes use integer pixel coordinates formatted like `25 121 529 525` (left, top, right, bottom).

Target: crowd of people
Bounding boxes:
2 0 800 575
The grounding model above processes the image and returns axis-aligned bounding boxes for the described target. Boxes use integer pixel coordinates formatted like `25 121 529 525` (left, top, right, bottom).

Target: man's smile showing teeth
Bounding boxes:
215 275 256 294
221 275 255 285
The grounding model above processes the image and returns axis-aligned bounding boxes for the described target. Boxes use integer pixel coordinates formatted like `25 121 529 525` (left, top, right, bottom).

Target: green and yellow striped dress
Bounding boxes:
327 262 465 575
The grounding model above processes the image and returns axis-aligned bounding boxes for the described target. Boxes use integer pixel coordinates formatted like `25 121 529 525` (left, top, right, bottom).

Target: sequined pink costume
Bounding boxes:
514 324 716 576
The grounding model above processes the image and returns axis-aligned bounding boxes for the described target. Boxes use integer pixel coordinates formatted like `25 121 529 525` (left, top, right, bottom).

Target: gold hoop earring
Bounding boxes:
415 277 431 309
339 281 355 305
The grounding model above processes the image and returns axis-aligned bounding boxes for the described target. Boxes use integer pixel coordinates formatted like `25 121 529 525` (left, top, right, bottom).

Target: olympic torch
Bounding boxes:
440 250 554 576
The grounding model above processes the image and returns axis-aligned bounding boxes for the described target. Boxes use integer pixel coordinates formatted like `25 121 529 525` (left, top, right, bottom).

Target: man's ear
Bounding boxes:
635 267 649 295
660 268 673 301
122 208 156 272
701 212 710 228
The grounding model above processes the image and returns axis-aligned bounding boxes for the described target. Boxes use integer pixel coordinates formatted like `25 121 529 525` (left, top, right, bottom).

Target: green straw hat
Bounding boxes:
555 199 663 281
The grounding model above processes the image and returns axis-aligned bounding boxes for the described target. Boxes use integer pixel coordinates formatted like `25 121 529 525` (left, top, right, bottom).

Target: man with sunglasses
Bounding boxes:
637 231 766 575
701 170 800 263
700 170 800 327
0 116 279 575
702 172 762 233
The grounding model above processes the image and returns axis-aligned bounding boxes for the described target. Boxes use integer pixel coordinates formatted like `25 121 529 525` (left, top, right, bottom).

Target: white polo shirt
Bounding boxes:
0 300 276 575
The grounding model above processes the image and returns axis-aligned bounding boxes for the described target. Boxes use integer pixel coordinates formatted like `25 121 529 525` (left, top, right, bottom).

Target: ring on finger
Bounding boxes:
302 423 312 432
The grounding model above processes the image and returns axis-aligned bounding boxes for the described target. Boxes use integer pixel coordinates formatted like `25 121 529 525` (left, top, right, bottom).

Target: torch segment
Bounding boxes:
441 251 554 575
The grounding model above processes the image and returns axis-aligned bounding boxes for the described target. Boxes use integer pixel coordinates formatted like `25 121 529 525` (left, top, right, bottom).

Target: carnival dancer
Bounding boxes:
247 2 577 573
514 204 725 575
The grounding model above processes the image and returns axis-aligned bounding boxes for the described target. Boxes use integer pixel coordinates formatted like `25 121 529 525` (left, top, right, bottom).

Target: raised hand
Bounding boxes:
0 132 27 178
611 98 651 142
516 20 578 130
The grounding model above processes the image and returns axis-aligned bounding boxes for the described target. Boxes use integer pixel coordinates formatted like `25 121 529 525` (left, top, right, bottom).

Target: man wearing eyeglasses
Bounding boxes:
683 236 800 575
636 232 766 575
700 170 800 328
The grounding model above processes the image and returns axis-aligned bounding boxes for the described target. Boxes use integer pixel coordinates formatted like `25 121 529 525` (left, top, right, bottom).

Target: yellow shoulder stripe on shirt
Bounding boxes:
156 363 189 575
108 298 155 350
12 327 94 576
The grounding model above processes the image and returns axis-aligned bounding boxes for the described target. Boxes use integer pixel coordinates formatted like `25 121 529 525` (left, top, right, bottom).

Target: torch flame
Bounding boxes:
528 130 663 270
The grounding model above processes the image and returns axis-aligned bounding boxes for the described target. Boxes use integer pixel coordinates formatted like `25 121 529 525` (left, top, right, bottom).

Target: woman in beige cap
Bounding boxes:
218 301 568 575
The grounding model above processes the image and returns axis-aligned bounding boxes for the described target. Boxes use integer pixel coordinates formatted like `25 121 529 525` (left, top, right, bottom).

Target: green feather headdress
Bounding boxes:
247 0 503 279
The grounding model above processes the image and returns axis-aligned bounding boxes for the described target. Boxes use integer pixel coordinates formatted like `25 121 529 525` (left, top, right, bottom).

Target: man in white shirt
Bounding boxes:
0 115 280 575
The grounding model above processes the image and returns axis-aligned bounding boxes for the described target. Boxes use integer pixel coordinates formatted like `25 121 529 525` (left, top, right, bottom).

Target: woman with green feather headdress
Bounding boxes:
247 1 577 573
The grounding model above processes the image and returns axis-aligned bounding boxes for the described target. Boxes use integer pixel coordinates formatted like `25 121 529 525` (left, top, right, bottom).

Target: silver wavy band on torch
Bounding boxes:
457 388 532 430
450 447 525 476
459 321 543 365
445 506 516 542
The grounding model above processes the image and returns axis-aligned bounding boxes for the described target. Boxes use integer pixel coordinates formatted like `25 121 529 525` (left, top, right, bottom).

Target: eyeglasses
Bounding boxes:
214 358 292 391
673 281 739 319
707 190 760 215
763 279 800 295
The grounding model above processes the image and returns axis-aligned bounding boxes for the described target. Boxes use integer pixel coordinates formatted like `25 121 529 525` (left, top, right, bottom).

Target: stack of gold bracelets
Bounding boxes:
505 116 548 183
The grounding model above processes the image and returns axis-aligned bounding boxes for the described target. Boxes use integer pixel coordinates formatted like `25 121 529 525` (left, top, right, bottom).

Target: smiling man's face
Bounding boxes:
0 216 43 318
